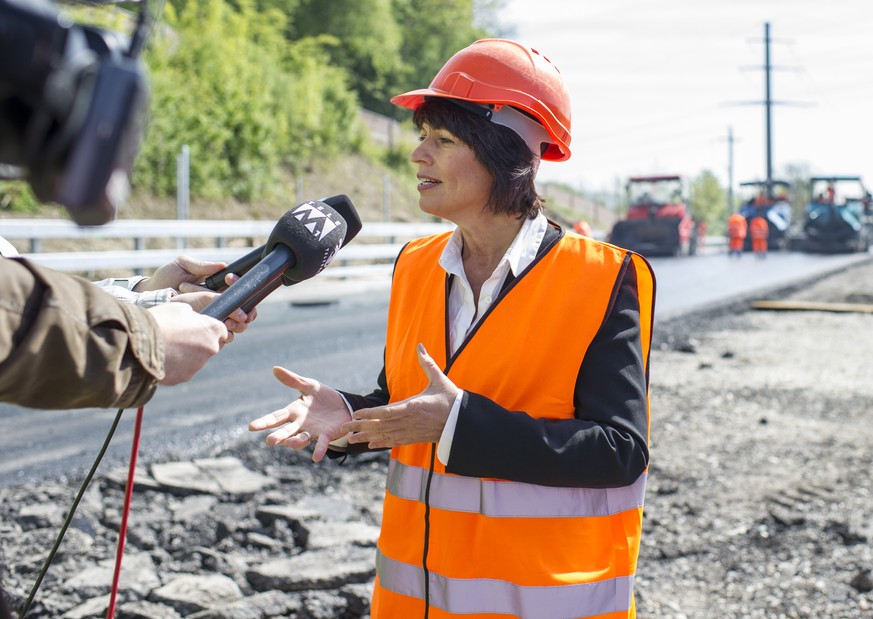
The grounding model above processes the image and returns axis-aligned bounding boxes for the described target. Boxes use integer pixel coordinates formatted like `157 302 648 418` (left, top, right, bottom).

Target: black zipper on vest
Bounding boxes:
421 443 436 618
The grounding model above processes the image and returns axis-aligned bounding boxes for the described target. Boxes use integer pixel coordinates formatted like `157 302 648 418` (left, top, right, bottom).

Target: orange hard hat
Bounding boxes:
390 39 572 161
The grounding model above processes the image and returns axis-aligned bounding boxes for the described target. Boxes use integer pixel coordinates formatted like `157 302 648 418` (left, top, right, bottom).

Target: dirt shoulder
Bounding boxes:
639 257 873 617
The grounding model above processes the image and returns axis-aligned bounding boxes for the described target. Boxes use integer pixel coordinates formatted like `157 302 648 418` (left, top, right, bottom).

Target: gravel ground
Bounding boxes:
638 256 873 618
2 257 872 618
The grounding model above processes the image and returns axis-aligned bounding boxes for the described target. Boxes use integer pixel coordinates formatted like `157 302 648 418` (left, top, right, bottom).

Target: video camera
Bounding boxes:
0 0 150 226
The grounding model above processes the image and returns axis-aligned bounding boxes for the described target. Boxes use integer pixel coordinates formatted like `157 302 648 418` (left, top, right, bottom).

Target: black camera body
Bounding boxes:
0 0 149 225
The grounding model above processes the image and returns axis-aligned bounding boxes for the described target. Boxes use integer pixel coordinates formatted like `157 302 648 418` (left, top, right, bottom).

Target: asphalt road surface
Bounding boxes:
0 250 869 486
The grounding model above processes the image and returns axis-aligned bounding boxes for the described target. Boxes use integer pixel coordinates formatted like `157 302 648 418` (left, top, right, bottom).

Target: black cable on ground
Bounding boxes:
18 408 125 619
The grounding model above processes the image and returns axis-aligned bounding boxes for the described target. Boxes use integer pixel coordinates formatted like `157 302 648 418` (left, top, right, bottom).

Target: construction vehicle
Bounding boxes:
789 176 873 253
607 175 704 257
737 179 793 251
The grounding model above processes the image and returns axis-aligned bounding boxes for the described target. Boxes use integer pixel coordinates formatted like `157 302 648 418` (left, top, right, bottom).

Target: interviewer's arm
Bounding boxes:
0 257 164 409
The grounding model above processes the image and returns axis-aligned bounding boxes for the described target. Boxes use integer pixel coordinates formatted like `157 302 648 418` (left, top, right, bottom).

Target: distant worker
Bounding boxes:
753 190 769 207
727 212 747 258
824 183 836 203
573 219 592 237
750 215 769 259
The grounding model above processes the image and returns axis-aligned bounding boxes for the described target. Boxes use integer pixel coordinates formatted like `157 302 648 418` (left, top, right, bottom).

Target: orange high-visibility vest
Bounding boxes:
750 216 769 240
727 213 747 239
372 231 655 619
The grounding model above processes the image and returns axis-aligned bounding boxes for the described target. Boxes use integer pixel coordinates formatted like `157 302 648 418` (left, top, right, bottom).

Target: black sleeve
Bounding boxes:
327 244 412 460
325 350 392 460
446 255 650 488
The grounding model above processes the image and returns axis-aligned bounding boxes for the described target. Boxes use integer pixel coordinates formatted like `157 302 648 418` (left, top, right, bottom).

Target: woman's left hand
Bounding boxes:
342 343 460 449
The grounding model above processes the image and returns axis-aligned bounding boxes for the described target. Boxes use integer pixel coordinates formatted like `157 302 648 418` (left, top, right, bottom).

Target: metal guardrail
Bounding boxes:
0 218 726 276
0 219 455 275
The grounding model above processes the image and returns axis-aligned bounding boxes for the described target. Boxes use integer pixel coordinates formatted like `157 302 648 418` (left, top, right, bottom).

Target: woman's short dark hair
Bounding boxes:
412 98 544 219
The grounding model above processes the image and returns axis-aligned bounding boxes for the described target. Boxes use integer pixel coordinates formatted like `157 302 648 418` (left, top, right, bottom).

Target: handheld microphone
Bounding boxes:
201 194 362 291
200 195 360 320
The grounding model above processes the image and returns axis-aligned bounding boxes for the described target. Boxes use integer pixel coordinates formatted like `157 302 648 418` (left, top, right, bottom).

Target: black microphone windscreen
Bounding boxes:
265 198 348 284
322 194 362 247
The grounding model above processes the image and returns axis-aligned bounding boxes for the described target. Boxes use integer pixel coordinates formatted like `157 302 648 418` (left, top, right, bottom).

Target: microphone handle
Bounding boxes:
201 245 294 320
240 281 281 314
202 244 265 291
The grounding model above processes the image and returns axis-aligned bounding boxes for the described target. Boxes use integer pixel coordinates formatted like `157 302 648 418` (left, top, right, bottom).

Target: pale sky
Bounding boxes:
501 0 873 195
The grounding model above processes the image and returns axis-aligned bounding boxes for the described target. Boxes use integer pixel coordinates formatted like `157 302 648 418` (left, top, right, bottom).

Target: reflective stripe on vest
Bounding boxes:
376 550 635 619
386 458 646 518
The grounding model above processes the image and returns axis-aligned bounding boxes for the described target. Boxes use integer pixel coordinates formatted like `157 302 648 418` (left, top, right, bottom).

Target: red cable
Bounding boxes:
106 405 144 619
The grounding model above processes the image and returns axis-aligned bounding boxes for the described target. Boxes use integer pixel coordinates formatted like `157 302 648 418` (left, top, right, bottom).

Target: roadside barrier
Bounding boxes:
0 219 455 276
1 218 724 278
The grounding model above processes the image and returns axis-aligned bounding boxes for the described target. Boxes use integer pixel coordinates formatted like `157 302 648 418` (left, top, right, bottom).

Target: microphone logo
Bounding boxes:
292 201 341 241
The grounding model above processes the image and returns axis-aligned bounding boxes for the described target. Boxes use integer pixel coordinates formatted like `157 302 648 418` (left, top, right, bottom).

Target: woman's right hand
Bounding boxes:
248 366 352 462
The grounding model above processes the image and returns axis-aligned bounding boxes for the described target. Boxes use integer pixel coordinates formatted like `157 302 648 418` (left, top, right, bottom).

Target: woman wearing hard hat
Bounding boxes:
250 39 655 619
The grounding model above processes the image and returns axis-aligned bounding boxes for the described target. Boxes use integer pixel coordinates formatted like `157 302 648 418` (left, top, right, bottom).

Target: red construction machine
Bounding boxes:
607 175 704 257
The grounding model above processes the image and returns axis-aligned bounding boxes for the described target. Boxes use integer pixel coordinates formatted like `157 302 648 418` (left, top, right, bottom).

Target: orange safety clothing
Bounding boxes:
371 230 655 619
573 220 592 237
750 216 769 253
727 213 747 253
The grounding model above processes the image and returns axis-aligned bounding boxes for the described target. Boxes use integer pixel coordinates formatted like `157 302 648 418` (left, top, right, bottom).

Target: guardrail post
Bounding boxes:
383 174 395 244
134 237 144 275
177 145 189 250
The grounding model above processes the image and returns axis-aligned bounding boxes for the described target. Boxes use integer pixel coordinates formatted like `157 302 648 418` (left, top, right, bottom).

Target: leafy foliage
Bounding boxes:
390 0 491 118
780 162 812 223
0 181 39 214
0 0 504 208
136 0 494 199
136 0 360 200
690 170 727 233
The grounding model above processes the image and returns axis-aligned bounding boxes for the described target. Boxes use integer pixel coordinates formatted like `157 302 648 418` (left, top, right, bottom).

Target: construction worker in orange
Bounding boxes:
753 189 769 207
573 219 593 237
750 215 769 258
727 212 747 258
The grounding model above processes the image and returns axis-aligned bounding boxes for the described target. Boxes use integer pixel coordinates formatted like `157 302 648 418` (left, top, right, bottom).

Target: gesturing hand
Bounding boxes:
248 367 352 462
342 344 460 449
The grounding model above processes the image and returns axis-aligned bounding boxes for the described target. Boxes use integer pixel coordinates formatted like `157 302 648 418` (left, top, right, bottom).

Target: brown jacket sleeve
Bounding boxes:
0 257 165 409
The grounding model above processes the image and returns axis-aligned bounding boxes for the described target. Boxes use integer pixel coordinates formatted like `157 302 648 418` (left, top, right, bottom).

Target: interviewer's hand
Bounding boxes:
149 303 229 386
136 256 256 334
134 256 223 292
176 277 257 335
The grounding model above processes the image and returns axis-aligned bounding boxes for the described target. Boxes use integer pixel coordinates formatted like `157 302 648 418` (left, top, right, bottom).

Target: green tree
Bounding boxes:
136 0 359 199
690 170 727 233
780 162 812 223
290 0 405 116
12 0 496 204
287 0 495 117
391 0 490 116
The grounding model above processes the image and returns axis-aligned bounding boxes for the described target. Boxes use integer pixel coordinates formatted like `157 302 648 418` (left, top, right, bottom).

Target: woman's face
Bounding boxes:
410 122 493 224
